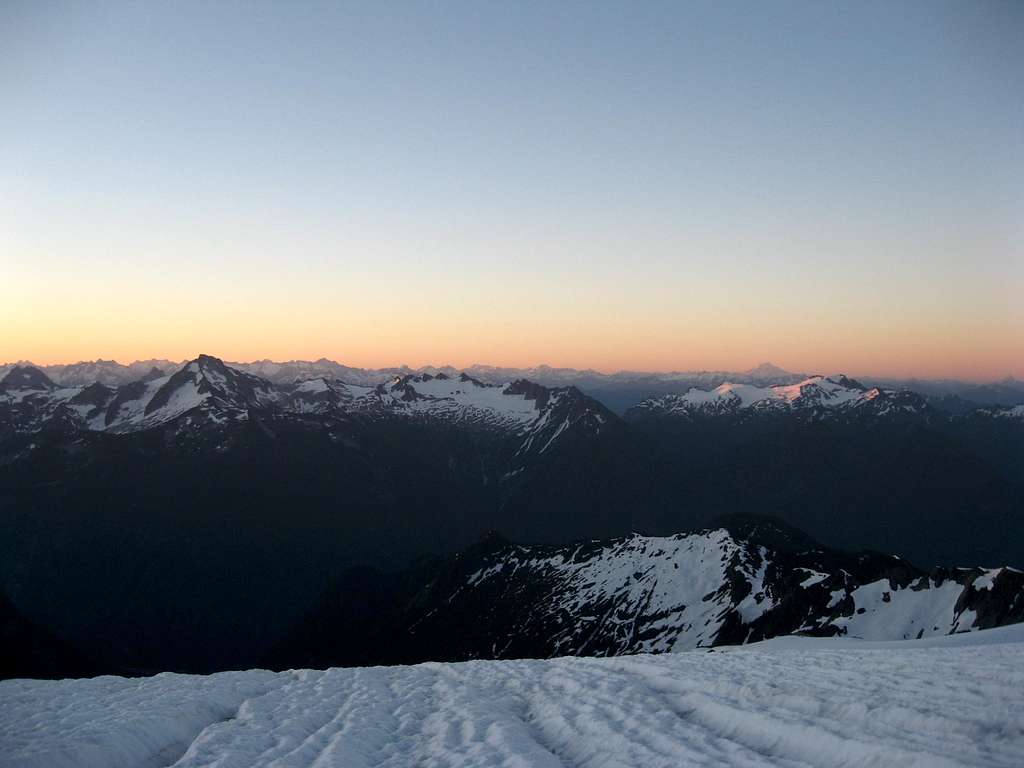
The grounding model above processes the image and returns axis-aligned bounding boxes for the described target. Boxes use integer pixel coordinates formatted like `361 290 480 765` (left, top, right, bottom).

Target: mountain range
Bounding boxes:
3 357 1021 412
0 357 804 389
0 355 613 467
1 354 1021 678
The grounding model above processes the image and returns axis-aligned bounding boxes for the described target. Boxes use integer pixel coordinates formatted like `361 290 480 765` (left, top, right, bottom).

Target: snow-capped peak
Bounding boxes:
744 362 795 381
630 375 929 419
141 354 278 423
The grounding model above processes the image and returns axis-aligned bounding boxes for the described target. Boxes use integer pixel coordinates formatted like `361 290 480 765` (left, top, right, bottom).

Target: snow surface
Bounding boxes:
827 577 970 640
284 374 548 431
103 376 170 430
797 568 829 588
366 376 541 428
3 627 1023 768
144 378 206 425
294 378 330 394
0 386 76 407
973 568 1004 591
464 530 770 653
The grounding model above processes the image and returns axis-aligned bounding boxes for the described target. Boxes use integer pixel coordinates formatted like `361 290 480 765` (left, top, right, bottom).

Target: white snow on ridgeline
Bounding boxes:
464 530 779 653
0 356 283 434
0 386 77 407
232 358 395 388
972 568 1007 591
102 376 170 430
741 620 1024 651
826 578 971 640
142 378 206 426
4 626 1023 768
2 361 597 455
0 359 803 389
636 375 923 416
285 378 376 414
122 357 277 430
319 375 604 456
987 404 1024 420
458 529 1011 654
798 568 829 588
734 546 776 622
365 375 541 428
293 378 330 394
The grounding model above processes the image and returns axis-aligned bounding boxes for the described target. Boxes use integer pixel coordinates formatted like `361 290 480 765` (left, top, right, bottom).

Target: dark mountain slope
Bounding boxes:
265 517 1024 671
0 592 100 680
625 405 1024 568
2 358 1022 678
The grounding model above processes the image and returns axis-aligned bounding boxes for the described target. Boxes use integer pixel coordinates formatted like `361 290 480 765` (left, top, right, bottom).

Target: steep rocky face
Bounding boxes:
144 355 278 416
0 367 72 434
0 365 56 392
266 517 1024 670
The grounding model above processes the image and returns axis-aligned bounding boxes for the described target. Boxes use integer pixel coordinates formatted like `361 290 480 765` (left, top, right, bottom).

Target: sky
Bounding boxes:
2 1 1021 380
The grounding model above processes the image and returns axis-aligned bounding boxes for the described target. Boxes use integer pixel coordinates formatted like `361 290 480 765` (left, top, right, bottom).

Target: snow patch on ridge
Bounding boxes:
831 578 967 641
634 375 927 418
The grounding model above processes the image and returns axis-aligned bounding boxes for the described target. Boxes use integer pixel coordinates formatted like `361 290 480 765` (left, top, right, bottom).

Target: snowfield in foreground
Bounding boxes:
4 627 1024 768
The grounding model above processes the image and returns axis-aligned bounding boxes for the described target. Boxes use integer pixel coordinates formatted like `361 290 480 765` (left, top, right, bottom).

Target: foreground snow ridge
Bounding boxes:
4 626 1023 768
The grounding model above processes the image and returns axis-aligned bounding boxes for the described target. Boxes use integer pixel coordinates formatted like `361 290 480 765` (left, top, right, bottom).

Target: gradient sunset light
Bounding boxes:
2 1 1021 380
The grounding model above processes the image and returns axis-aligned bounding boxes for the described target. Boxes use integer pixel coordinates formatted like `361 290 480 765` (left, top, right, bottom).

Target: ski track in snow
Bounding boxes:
4 629 1024 768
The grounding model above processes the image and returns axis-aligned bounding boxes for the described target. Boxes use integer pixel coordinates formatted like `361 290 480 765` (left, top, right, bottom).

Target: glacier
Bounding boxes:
3 625 1023 768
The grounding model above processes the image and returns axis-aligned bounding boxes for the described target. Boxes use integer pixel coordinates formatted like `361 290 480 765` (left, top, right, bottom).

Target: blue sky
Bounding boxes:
2 1 1021 377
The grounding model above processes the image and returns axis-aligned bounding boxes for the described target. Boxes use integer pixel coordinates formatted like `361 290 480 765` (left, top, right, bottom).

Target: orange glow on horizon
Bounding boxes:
3 334 1020 383
4 235 1021 382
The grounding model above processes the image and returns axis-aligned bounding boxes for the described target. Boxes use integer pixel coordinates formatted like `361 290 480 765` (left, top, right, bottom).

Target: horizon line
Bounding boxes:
1 354 1018 385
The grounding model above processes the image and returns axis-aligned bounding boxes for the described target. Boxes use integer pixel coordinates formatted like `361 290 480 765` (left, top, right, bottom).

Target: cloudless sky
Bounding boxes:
2 0 1021 378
